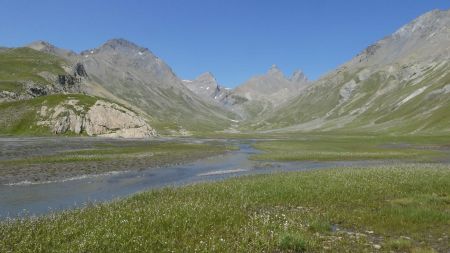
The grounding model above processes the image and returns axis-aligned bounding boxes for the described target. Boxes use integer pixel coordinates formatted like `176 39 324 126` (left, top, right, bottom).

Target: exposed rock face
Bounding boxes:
74 63 88 77
38 99 156 138
182 72 230 102
84 100 156 137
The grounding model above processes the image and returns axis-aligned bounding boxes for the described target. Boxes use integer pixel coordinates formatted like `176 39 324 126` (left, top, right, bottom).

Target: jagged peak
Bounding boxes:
267 64 284 78
197 72 216 81
291 69 308 83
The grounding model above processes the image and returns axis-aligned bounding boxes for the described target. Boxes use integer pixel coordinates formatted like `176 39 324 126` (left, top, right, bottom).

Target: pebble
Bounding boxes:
373 244 381 250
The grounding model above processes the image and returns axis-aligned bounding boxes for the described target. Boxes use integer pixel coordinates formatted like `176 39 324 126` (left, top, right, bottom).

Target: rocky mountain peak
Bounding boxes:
290 69 308 83
392 9 449 40
352 9 449 66
196 72 217 83
102 38 143 50
82 38 152 57
267 64 284 78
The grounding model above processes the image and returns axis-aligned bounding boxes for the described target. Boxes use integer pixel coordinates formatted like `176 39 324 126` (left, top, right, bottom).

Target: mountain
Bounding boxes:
258 9 450 134
1 9 449 136
233 64 309 104
26 40 77 60
225 65 309 119
0 47 84 102
24 39 234 134
0 47 156 137
182 72 230 102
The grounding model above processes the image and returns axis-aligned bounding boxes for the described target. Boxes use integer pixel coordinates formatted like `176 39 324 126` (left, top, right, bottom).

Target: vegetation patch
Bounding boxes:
1 165 448 252
251 134 448 162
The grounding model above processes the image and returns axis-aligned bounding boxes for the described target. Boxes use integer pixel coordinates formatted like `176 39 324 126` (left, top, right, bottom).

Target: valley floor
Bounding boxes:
1 134 449 252
1 165 449 252
0 137 235 185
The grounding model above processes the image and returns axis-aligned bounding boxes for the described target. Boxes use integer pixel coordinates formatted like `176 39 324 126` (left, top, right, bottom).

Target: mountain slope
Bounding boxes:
233 65 308 103
24 39 236 134
0 47 82 102
226 65 309 120
182 72 230 102
78 39 234 133
259 9 450 134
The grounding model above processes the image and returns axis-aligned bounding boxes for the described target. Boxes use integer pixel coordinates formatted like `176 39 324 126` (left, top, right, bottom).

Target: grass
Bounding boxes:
1 165 449 252
0 47 66 93
251 134 448 161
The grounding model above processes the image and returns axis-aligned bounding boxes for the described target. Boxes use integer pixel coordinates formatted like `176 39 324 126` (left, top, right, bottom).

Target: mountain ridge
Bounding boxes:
1 9 449 136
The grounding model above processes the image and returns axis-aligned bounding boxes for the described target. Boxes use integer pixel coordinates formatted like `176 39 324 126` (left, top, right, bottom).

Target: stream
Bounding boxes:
0 139 385 218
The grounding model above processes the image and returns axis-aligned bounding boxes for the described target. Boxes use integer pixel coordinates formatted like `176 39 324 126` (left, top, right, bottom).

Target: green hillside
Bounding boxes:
0 47 65 94
255 62 450 134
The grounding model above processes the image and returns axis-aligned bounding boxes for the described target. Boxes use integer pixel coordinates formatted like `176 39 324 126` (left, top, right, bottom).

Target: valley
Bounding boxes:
0 7 449 253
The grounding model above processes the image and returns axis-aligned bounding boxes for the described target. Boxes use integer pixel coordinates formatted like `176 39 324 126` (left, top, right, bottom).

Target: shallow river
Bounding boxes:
0 139 384 218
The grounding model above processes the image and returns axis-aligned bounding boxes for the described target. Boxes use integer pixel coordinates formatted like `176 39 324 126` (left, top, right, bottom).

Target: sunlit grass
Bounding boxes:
1 165 448 252
251 134 448 161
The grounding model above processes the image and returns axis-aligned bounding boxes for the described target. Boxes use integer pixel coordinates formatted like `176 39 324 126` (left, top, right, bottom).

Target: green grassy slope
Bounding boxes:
0 48 65 93
257 62 450 134
1 166 448 252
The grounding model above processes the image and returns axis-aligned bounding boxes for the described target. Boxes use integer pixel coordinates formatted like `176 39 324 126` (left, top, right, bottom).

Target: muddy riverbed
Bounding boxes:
0 137 391 217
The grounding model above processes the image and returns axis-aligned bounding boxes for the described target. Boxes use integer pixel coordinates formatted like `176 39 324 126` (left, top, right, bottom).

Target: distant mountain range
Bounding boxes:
0 9 449 136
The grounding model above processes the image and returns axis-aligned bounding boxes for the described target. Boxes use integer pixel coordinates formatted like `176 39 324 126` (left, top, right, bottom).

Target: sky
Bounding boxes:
0 0 449 87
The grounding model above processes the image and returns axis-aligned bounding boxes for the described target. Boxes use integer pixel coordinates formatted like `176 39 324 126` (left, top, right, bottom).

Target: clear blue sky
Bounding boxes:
1 0 449 87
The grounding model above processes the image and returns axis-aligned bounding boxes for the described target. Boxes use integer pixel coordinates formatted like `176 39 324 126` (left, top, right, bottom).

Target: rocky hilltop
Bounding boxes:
37 98 156 138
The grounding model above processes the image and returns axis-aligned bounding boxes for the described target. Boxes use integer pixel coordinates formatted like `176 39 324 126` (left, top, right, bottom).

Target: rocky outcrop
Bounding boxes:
37 99 156 138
